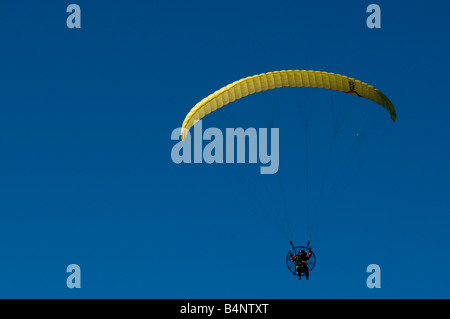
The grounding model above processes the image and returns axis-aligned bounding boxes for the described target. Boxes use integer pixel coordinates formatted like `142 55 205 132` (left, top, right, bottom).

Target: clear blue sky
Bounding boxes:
0 0 448 298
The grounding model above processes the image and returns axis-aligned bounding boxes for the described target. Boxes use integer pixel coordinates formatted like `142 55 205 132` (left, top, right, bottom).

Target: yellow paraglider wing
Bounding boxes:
181 70 396 141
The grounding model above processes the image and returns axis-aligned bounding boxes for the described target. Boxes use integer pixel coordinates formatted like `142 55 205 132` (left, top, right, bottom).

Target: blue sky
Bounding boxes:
0 0 449 298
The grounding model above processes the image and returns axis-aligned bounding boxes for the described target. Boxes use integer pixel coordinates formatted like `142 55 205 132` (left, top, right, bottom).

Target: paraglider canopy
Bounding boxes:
180 70 396 141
